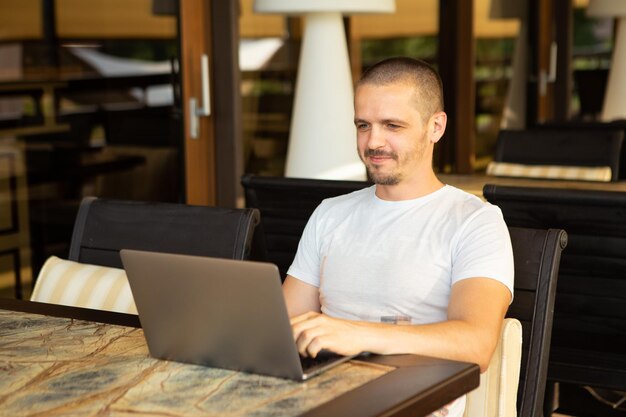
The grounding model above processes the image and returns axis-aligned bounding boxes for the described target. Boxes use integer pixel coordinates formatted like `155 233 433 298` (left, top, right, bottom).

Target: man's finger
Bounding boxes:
295 323 327 356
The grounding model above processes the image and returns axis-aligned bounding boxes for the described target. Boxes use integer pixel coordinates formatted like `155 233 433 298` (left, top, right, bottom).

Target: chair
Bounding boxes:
68 196 261 268
0 140 31 299
486 128 624 182
535 121 626 180
466 227 566 417
465 317 522 417
30 256 137 314
241 174 369 279
31 196 261 312
513 227 565 417
484 184 626 416
242 175 565 417
574 69 608 121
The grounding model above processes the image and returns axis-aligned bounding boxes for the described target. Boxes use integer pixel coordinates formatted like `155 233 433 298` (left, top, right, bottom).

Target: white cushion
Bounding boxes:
31 256 137 314
464 318 522 417
487 161 612 182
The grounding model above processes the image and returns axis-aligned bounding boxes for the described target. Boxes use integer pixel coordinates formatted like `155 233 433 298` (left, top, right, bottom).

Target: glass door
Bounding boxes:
0 0 184 297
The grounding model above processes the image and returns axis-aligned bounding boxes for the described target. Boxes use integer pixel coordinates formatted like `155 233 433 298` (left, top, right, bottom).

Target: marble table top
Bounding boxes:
0 309 392 417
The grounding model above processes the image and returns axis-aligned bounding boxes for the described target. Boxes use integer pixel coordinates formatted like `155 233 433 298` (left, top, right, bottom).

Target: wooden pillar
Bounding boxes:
180 0 242 207
211 0 243 207
438 0 475 174
526 0 555 126
180 0 216 205
42 0 59 71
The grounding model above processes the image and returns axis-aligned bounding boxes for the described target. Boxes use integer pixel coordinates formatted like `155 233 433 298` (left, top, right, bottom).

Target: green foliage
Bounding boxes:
573 8 612 49
360 36 438 67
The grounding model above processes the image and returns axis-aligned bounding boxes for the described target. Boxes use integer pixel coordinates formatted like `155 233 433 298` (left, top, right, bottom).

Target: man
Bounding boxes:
283 57 513 416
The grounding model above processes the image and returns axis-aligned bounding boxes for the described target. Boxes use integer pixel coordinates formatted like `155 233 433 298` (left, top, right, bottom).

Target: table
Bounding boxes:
0 298 479 417
439 173 626 198
0 74 174 138
0 79 69 137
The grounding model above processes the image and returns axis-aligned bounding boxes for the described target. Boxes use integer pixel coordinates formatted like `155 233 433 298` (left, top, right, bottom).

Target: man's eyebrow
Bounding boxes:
381 118 406 125
354 118 407 125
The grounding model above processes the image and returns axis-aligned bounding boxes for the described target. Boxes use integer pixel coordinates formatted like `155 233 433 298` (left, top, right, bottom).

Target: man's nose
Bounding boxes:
367 126 386 149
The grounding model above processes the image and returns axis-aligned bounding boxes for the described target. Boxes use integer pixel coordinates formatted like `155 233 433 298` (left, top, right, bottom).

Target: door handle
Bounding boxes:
539 42 557 97
189 54 211 139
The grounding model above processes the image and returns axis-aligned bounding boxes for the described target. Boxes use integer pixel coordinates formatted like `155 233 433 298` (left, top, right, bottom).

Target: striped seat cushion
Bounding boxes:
464 318 522 417
487 161 612 182
31 256 137 314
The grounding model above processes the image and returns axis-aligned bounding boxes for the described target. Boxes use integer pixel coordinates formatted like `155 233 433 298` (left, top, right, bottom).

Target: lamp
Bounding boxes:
254 0 395 180
587 0 626 121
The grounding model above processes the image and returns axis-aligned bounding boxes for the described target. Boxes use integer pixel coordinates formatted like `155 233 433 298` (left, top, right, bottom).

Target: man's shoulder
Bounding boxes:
438 185 503 223
440 185 487 209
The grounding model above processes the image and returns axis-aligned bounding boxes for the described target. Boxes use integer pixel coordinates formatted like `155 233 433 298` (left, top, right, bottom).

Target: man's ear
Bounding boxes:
429 112 447 144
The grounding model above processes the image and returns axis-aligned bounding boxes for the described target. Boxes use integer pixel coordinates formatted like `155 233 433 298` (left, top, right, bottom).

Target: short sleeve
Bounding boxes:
286 203 324 287
451 205 514 299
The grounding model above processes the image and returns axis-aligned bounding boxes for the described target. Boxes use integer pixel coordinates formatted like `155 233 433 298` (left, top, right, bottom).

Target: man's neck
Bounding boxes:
374 170 444 201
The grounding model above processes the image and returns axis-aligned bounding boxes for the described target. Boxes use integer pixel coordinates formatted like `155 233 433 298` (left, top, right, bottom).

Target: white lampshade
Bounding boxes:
586 0 626 120
252 0 395 180
254 0 395 15
587 0 626 17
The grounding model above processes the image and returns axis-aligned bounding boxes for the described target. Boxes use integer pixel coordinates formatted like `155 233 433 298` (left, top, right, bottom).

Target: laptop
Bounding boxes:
120 249 357 381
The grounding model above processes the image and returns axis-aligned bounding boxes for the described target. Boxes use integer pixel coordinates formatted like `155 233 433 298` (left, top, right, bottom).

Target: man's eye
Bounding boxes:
356 123 369 130
387 124 400 129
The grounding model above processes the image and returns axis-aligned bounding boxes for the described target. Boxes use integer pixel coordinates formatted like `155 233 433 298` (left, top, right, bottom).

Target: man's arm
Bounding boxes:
282 275 321 317
288 276 510 372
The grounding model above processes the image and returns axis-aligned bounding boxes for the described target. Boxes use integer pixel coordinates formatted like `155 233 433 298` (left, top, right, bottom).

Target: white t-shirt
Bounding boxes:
288 184 514 323
287 185 514 417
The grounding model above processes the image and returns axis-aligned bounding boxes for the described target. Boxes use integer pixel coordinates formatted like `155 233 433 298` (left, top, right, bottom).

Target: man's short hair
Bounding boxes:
357 57 444 120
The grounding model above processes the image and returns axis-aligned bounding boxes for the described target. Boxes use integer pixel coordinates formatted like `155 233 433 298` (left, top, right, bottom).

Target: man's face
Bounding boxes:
354 82 432 185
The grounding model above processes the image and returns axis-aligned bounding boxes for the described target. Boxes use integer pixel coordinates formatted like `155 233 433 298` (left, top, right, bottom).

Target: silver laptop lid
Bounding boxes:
121 249 306 380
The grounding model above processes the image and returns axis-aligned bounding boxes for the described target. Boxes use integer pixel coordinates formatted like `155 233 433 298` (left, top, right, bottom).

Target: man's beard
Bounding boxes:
368 167 401 185
362 149 401 185
360 133 429 185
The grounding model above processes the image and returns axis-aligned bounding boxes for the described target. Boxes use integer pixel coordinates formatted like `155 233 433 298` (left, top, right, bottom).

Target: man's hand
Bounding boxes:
284 276 511 371
290 311 372 357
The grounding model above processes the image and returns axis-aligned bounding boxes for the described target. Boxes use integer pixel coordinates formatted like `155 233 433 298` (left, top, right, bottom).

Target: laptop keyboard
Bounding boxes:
299 350 345 372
